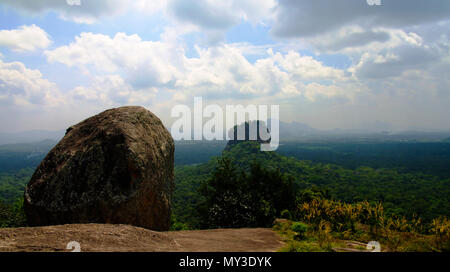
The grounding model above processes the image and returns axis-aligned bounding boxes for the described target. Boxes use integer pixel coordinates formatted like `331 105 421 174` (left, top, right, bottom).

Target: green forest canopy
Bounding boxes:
173 141 450 228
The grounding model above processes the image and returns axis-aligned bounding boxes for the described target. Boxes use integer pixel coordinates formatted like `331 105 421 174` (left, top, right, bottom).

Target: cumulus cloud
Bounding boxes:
309 26 424 54
1 0 130 24
1 0 277 45
45 32 184 89
164 0 277 43
353 45 438 79
324 27 450 82
0 25 51 52
45 31 354 106
169 0 237 31
0 59 61 106
271 50 346 81
312 28 390 53
167 0 275 30
0 1 449 132
2 0 276 32
271 0 450 38
69 74 157 106
70 75 131 104
269 0 450 82
0 58 158 131
276 6 450 91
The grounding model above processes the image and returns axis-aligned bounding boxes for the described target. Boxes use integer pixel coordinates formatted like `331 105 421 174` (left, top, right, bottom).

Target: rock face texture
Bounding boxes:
24 106 174 231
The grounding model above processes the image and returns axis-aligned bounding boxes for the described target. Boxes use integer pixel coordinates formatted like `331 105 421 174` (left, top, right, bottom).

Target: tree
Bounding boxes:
198 158 297 229
0 197 26 228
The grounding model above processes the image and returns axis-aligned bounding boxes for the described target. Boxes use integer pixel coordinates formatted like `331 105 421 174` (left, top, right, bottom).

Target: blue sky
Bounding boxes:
0 0 449 133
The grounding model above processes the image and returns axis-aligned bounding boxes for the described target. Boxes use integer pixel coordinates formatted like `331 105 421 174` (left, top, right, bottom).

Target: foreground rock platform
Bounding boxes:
0 224 285 252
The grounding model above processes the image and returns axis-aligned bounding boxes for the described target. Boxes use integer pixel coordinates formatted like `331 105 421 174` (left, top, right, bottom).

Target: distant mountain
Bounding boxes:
278 121 318 140
350 121 394 133
0 130 64 145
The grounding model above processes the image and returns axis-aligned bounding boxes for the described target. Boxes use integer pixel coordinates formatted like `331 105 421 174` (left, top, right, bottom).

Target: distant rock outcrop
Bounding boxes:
225 121 271 151
24 106 174 231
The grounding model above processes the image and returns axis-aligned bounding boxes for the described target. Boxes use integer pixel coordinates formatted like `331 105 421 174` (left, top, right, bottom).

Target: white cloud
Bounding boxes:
133 0 168 14
304 83 348 102
1 0 275 34
45 32 184 89
269 0 450 85
271 0 450 39
1 1 450 132
45 31 355 108
147 0 277 43
167 0 275 31
0 59 61 106
293 22 447 90
70 75 130 104
352 45 437 79
313 27 425 54
69 74 157 106
271 50 345 81
0 58 158 131
1 0 276 44
0 25 52 52
1 0 132 24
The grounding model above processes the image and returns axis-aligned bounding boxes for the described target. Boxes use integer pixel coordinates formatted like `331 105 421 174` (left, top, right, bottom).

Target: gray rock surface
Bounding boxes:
24 106 174 231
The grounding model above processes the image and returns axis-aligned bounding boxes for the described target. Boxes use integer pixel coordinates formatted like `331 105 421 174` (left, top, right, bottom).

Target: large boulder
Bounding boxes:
24 106 174 231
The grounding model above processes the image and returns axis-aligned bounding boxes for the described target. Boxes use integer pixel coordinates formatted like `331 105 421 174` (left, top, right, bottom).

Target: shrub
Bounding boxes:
291 222 309 240
280 209 292 220
0 198 27 228
431 217 450 252
170 214 190 231
280 240 323 252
